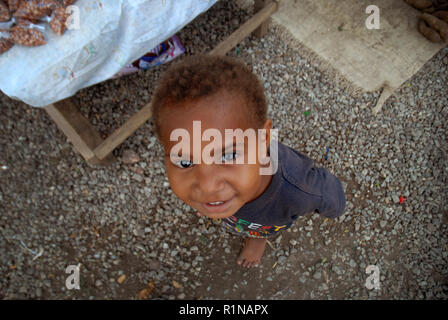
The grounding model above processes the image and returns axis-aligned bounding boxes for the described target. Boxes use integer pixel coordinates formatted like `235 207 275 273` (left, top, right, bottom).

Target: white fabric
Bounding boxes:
0 0 218 107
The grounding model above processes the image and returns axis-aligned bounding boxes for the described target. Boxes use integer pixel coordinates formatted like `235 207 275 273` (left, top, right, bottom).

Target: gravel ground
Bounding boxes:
0 0 447 300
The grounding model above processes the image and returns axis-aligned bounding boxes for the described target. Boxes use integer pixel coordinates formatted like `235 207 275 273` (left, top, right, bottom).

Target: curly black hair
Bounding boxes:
151 55 267 136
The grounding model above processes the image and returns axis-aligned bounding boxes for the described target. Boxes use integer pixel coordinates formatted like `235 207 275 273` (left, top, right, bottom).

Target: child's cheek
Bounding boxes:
165 167 189 200
230 164 262 195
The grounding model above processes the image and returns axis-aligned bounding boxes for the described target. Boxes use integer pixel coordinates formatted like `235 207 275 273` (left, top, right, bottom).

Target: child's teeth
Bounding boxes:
209 201 223 205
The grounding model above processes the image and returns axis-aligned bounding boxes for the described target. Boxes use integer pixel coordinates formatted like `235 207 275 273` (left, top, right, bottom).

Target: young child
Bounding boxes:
151 55 346 268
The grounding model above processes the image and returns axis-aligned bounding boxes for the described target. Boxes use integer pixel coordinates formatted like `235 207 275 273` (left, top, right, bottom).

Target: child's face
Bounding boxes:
158 90 272 219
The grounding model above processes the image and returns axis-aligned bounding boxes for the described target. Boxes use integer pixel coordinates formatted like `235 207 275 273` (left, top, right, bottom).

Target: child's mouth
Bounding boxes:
201 198 234 214
208 201 224 205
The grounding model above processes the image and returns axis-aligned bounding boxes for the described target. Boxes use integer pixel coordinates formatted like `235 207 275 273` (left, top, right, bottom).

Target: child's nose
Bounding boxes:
194 164 225 196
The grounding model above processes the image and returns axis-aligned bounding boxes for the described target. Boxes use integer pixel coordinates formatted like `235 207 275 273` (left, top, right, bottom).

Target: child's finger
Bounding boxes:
194 211 202 217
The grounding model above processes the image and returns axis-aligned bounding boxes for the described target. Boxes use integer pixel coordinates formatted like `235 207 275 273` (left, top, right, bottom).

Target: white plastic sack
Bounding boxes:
0 0 218 107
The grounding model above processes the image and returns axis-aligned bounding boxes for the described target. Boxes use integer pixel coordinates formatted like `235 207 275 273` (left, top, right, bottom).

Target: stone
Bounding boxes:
178 293 186 299
121 150 140 164
278 256 287 265
332 265 343 275
319 283 329 291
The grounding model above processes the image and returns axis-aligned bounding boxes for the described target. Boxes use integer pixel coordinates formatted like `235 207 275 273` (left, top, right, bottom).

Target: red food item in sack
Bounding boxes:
0 36 13 53
15 17 39 24
61 0 75 6
13 0 60 20
10 21 46 46
0 0 11 22
49 5 68 35
55 0 75 7
7 0 22 12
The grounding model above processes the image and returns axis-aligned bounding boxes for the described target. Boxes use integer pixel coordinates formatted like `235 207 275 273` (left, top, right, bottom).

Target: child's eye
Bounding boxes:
222 152 238 163
175 160 194 169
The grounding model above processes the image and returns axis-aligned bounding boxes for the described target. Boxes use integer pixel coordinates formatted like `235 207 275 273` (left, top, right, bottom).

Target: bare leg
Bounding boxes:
237 238 267 268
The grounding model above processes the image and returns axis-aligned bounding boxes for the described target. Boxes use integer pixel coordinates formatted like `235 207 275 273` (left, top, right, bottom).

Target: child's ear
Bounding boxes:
263 119 273 130
258 119 273 165
262 119 273 146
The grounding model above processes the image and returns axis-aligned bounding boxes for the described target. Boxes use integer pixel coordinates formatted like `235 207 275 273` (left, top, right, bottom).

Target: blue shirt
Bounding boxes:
220 142 346 238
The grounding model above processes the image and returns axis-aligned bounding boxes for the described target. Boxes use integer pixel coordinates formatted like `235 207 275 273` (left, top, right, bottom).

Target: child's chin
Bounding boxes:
203 211 236 220
198 205 240 220
198 198 243 219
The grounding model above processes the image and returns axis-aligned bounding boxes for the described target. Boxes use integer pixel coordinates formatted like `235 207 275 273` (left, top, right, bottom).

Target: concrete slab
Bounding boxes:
237 0 446 94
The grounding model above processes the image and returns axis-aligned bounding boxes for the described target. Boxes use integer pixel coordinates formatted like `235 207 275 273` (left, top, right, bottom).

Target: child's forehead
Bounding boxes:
158 90 256 140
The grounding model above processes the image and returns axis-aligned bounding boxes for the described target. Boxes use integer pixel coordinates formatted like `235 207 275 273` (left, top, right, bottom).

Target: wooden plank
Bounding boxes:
93 101 153 160
44 99 116 166
209 0 279 56
253 0 271 38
